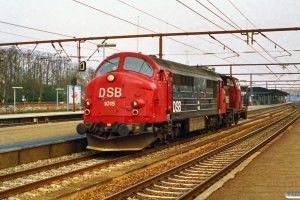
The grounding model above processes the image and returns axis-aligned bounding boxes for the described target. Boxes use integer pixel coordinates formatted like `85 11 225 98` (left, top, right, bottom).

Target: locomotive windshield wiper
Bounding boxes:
138 59 152 72
104 59 115 66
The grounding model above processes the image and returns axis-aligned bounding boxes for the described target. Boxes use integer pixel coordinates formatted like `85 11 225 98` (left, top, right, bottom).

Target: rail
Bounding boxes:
103 107 300 199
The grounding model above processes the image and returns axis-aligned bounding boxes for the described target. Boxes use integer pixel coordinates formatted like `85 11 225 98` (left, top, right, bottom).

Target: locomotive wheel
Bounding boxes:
103 131 110 139
234 114 239 125
174 128 180 138
152 139 162 148
234 118 238 125
168 133 174 140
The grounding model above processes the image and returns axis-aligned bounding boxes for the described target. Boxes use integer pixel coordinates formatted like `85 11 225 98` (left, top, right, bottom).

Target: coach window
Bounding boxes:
124 57 154 77
95 57 120 77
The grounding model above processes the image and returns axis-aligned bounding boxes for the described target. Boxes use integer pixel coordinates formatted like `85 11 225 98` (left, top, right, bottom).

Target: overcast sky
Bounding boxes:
0 0 299 90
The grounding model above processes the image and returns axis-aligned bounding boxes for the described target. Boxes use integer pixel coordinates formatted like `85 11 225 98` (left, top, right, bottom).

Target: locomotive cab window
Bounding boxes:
235 79 241 89
124 57 154 77
225 78 234 87
95 57 120 77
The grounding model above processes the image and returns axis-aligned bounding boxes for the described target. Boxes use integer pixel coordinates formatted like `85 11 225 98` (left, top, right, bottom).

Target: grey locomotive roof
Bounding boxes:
149 56 222 81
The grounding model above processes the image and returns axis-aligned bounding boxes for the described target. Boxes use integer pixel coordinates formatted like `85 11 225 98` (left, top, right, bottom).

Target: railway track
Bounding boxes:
104 107 300 200
246 104 291 120
0 104 296 199
0 151 137 198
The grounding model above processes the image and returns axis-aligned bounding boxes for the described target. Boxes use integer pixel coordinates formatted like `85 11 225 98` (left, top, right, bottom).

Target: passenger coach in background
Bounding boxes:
76 52 247 151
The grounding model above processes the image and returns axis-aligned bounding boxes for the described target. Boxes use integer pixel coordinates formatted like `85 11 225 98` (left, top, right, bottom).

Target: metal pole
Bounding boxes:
159 36 162 59
250 74 253 106
56 90 58 110
103 43 105 60
13 88 16 112
73 85 75 112
12 87 23 112
78 41 81 68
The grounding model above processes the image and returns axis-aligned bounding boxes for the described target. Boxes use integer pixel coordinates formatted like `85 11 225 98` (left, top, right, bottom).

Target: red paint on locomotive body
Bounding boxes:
220 75 243 109
218 80 227 114
84 52 167 124
77 52 247 151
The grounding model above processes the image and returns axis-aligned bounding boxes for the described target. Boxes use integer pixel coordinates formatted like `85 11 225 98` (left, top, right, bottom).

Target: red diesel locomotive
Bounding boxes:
76 52 247 151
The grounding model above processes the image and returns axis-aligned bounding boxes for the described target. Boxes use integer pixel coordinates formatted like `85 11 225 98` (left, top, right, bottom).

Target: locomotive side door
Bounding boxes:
218 80 226 114
155 70 169 122
166 72 172 117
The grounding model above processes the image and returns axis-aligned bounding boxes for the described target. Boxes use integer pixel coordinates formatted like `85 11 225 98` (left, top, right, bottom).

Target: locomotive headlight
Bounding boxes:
107 74 115 82
131 99 145 109
132 100 138 108
85 100 91 108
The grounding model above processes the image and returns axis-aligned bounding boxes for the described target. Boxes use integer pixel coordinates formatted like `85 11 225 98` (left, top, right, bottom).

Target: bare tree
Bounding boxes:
0 46 94 103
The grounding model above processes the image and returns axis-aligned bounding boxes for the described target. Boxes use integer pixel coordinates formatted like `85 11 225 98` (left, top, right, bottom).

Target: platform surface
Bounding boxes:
0 110 83 119
198 116 300 200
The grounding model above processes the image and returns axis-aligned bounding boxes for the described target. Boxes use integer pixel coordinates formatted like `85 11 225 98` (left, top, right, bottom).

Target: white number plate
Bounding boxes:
104 101 116 106
173 101 181 112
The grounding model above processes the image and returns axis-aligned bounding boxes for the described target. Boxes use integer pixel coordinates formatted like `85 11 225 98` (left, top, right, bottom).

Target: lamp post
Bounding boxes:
97 43 116 60
56 88 64 110
12 87 23 112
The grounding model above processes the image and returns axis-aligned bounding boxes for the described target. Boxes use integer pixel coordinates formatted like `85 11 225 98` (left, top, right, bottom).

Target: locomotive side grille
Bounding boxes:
173 74 194 86
171 75 219 120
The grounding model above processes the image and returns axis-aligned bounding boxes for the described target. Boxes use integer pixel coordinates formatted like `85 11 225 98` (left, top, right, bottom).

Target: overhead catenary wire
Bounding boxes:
193 0 293 75
0 21 75 38
197 0 297 81
0 20 112 62
191 0 299 86
196 0 238 30
73 0 235 64
228 0 292 60
177 0 255 68
207 0 242 30
118 0 223 49
227 0 296 83
3 0 294 77
177 0 268 73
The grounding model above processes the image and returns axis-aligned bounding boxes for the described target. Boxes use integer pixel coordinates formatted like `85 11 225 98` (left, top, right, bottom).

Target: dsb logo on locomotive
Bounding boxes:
99 87 122 98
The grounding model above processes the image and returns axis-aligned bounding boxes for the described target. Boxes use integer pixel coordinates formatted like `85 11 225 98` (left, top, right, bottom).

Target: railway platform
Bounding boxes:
0 111 83 125
0 104 270 150
0 104 289 154
0 121 86 169
0 111 83 119
198 112 300 200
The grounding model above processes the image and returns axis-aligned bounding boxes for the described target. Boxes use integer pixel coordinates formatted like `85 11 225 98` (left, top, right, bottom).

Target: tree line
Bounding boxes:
0 47 94 104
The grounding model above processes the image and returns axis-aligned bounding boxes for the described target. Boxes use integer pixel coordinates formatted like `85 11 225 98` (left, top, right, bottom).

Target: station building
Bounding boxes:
242 86 289 106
